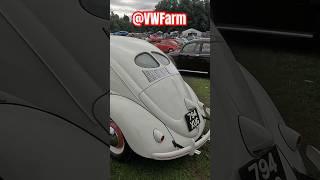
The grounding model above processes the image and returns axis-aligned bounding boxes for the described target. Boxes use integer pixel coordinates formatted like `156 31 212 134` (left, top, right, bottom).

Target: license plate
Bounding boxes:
185 109 200 131
239 147 287 180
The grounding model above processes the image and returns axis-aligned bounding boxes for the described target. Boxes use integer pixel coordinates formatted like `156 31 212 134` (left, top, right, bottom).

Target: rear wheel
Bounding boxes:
109 120 133 160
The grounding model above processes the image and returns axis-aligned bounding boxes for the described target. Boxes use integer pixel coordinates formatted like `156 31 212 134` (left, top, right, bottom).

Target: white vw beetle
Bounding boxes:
110 35 210 160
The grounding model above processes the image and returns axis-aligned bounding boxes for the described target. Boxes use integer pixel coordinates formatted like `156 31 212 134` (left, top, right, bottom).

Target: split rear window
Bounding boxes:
135 53 160 68
152 52 170 65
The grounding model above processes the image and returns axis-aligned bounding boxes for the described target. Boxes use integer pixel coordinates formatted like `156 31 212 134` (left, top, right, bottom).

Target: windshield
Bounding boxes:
79 0 108 20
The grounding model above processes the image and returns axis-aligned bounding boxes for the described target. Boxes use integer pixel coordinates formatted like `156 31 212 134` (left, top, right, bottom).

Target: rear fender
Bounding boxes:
110 95 175 158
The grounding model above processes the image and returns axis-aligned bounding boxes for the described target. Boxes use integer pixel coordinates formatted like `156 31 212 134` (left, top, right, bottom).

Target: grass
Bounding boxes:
223 34 320 179
111 74 211 180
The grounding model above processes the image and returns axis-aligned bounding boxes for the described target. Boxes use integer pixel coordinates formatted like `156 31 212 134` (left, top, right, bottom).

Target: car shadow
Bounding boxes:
111 143 210 179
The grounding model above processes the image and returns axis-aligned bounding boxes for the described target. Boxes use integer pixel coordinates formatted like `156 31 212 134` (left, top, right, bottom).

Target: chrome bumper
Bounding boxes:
151 130 210 160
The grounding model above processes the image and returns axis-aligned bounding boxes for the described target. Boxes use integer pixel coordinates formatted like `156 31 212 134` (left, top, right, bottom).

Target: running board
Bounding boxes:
217 25 314 39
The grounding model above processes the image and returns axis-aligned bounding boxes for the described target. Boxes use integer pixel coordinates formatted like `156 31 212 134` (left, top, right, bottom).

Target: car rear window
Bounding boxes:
135 53 160 68
79 0 108 19
152 52 170 65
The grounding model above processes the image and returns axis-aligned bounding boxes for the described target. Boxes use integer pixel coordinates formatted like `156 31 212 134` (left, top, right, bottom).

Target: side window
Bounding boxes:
201 43 210 54
135 53 160 68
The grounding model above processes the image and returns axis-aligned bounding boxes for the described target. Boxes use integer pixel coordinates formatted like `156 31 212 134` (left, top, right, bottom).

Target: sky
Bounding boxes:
110 0 161 17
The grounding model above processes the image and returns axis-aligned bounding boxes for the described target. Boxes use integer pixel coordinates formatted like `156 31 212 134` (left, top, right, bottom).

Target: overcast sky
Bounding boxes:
110 0 161 17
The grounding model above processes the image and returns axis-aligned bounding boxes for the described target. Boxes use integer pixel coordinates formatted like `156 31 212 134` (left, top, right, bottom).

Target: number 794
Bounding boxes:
248 152 281 180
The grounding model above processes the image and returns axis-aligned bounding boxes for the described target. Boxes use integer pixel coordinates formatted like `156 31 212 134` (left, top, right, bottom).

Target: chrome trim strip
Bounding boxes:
217 25 314 38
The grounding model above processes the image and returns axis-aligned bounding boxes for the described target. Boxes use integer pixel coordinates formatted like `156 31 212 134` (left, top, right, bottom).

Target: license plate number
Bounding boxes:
239 147 287 180
185 109 200 131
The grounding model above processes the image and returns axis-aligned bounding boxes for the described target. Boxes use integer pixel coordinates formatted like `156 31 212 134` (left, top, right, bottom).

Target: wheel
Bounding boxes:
109 120 133 160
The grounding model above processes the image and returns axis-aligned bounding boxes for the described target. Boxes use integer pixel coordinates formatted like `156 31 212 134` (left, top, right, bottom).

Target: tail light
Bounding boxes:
153 129 165 143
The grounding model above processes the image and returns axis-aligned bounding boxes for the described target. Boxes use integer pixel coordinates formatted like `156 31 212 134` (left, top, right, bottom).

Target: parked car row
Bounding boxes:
112 30 211 75
112 31 129 36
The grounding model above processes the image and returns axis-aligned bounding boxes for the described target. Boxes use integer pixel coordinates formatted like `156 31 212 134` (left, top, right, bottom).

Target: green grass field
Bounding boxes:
111 74 211 180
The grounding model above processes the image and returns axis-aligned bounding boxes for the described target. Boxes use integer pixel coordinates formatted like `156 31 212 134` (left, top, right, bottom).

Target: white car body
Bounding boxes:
110 35 210 160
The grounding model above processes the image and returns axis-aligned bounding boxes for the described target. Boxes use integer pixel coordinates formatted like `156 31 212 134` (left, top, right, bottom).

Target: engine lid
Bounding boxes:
139 74 205 138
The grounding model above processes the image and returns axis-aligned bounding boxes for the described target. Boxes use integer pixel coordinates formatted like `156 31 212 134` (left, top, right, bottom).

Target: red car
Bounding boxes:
147 34 162 43
153 39 179 53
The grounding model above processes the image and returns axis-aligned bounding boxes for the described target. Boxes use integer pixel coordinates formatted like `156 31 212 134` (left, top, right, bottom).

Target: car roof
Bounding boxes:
111 35 162 60
111 35 177 94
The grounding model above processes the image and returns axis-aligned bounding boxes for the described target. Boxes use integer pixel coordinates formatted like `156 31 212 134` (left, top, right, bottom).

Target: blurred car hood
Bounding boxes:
0 0 108 142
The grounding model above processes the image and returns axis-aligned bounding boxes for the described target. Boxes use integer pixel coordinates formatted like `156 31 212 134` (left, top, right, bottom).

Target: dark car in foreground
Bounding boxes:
169 38 210 74
212 22 320 180
0 0 108 179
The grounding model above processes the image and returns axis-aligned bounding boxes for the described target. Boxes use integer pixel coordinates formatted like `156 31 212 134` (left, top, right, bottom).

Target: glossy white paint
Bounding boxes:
110 36 210 159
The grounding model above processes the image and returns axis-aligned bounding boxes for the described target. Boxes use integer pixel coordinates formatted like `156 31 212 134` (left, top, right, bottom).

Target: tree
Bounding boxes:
123 14 130 22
